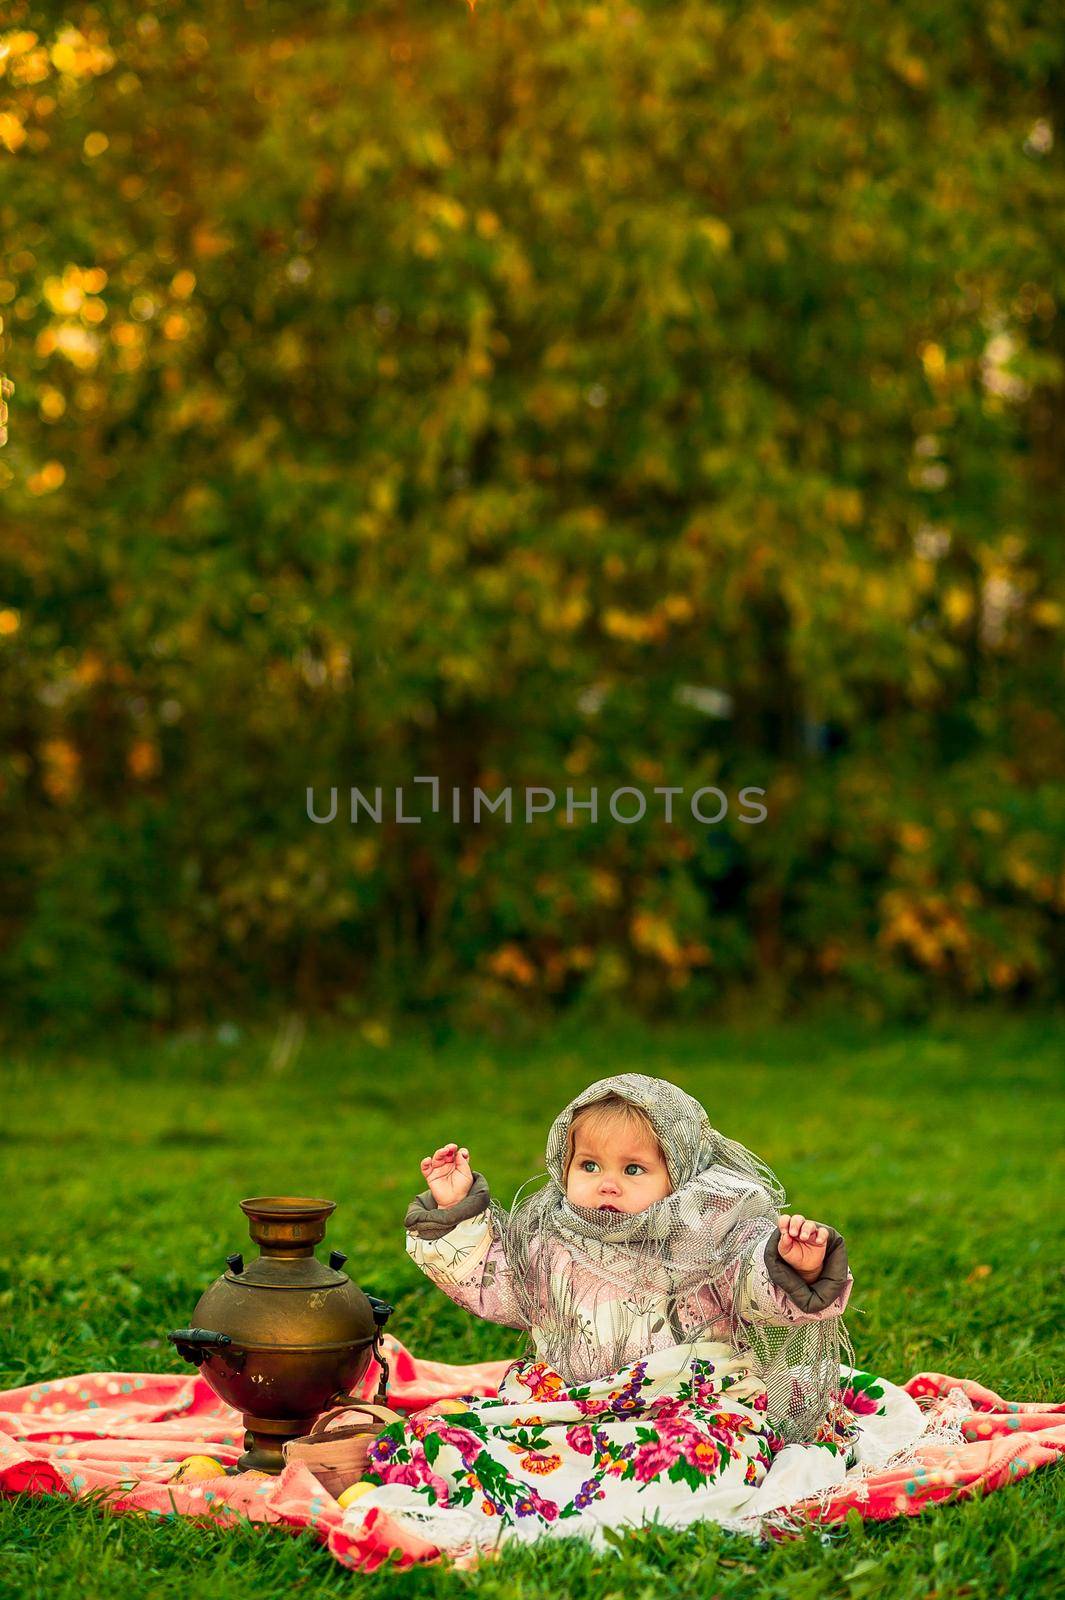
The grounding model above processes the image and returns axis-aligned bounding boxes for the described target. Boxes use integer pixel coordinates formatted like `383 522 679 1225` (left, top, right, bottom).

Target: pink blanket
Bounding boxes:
1 1337 1061 1572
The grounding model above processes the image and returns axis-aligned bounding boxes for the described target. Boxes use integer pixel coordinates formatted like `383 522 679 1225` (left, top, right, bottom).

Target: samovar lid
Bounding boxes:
239 1196 335 1257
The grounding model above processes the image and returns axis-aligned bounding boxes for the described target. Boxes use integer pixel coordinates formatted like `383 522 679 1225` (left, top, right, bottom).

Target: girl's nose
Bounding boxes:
598 1176 620 1194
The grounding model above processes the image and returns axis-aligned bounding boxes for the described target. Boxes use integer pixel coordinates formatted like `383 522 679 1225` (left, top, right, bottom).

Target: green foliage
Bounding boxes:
0 2 1062 1032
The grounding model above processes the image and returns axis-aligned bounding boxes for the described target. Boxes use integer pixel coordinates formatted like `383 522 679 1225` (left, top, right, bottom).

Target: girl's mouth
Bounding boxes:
598 1204 622 1213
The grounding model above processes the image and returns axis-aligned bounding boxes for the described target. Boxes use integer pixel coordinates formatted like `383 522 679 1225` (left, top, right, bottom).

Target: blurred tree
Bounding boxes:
0 1 1062 1034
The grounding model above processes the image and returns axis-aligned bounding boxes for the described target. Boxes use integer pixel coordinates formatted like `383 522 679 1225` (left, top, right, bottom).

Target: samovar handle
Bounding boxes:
365 1297 394 1403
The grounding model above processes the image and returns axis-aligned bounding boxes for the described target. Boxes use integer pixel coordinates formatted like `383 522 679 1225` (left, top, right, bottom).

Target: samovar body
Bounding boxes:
169 1196 391 1473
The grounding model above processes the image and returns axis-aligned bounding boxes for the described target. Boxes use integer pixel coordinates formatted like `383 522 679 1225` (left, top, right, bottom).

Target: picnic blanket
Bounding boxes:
1 1335 1062 1572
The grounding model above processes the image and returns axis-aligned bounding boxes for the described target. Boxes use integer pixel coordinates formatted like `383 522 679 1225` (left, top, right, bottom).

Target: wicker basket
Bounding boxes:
283 1400 402 1499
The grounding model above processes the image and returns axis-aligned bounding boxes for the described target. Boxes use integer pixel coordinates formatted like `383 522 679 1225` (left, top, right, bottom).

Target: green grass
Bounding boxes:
1 1013 1062 1598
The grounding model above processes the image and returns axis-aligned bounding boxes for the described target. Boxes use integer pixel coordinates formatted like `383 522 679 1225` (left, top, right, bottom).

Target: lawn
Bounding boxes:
1 1013 1062 1598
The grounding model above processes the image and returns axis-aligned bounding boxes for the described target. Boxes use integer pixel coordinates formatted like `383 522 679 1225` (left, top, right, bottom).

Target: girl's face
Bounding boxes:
565 1115 672 1214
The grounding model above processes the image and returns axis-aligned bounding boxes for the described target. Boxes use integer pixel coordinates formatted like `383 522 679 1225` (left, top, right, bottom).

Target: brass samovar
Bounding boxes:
169 1196 392 1473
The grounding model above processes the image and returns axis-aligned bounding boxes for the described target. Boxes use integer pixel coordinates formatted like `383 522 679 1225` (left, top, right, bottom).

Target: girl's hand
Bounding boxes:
776 1213 831 1283
420 1142 474 1208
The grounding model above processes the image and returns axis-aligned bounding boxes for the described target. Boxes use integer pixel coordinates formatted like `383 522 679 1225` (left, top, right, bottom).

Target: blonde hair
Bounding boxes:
563 1093 668 1185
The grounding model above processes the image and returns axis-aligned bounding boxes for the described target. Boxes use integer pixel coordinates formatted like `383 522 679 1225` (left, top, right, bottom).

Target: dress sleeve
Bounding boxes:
404 1171 529 1331
734 1221 853 1326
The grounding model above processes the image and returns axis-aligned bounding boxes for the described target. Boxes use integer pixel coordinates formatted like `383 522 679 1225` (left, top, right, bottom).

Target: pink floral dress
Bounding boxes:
350 1340 913 1554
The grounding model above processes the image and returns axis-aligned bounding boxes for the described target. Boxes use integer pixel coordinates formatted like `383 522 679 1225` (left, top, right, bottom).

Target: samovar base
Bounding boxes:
238 1412 313 1475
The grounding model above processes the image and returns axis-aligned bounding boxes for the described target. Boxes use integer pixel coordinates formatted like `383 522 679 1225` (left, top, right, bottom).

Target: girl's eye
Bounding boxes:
624 1164 645 1177
580 1160 599 1173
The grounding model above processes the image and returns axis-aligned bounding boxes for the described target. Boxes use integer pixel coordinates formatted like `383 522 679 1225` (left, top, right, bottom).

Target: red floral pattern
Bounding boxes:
363 1343 783 1532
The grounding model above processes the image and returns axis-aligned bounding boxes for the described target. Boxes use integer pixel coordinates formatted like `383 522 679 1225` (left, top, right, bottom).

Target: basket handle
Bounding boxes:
309 1399 401 1438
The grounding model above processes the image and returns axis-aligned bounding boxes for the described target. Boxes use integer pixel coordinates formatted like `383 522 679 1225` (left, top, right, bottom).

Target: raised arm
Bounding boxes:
734 1213 853 1327
677 1175 852 1331
404 1151 528 1331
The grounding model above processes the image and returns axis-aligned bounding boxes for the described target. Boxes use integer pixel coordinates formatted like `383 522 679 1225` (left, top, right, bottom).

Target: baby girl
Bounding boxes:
404 1074 851 1400
350 1074 857 1551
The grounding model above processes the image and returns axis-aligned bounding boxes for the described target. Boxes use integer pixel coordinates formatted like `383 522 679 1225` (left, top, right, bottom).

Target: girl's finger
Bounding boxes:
801 1219 818 1243
815 1226 827 1245
789 1214 806 1238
